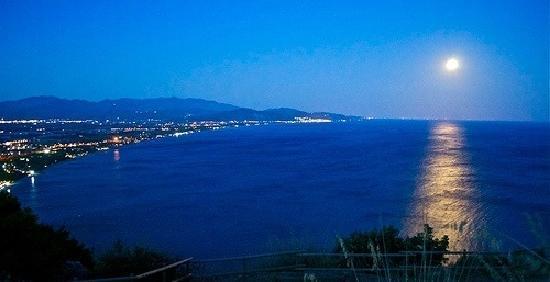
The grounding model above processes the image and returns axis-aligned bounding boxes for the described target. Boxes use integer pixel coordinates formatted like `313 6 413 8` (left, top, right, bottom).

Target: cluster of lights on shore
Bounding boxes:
0 117 341 192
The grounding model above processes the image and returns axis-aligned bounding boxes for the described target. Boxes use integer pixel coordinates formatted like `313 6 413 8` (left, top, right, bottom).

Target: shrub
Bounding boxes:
335 224 449 267
0 191 93 280
94 240 173 278
336 225 405 253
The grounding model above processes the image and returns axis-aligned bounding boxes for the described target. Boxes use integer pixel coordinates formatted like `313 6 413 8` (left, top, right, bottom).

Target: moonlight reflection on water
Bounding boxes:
406 122 485 251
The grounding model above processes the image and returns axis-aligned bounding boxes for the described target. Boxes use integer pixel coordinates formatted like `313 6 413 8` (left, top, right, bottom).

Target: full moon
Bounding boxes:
445 58 460 71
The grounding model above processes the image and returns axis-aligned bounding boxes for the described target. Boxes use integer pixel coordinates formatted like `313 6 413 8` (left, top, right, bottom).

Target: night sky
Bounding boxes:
1 1 548 121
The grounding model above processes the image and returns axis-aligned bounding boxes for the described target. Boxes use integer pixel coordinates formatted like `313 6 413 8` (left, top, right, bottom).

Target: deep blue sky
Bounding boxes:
1 1 548 121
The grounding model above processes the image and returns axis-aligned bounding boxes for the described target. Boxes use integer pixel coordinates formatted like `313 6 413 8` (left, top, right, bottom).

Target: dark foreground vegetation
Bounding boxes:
0 190 93 280
1 190 548 281
335 225 450 265
329 225 549 281
94 240 173 278
0 191 173 281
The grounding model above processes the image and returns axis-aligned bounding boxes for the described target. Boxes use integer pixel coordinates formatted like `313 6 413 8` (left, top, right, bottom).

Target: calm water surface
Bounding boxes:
13 121 550 258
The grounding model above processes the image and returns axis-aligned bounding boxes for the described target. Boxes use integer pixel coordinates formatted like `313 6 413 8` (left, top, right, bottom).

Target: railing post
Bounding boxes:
241 258 247 281
405 251 409 282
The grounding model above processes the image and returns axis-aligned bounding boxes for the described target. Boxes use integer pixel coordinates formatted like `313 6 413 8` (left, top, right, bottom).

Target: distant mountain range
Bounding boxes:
0 96 361 122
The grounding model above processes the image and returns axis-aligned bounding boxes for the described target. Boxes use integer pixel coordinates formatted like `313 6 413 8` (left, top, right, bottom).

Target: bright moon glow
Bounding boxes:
445 58 460 71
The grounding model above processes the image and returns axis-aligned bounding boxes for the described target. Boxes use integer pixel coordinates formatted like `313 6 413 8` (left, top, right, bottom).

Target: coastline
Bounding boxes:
1 119 342 191
0 123 218 191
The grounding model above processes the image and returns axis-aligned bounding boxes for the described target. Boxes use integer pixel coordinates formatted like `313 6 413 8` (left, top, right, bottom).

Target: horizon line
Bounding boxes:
0 95 548 123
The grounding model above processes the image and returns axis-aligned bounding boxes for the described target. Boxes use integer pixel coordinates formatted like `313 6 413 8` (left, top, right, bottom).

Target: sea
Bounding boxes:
12 121 550 258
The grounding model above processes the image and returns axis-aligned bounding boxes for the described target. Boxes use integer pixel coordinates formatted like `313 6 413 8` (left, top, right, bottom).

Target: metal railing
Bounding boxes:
191 250 302 278
85 248 549 281
190 248 549 280
85 257 193 282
